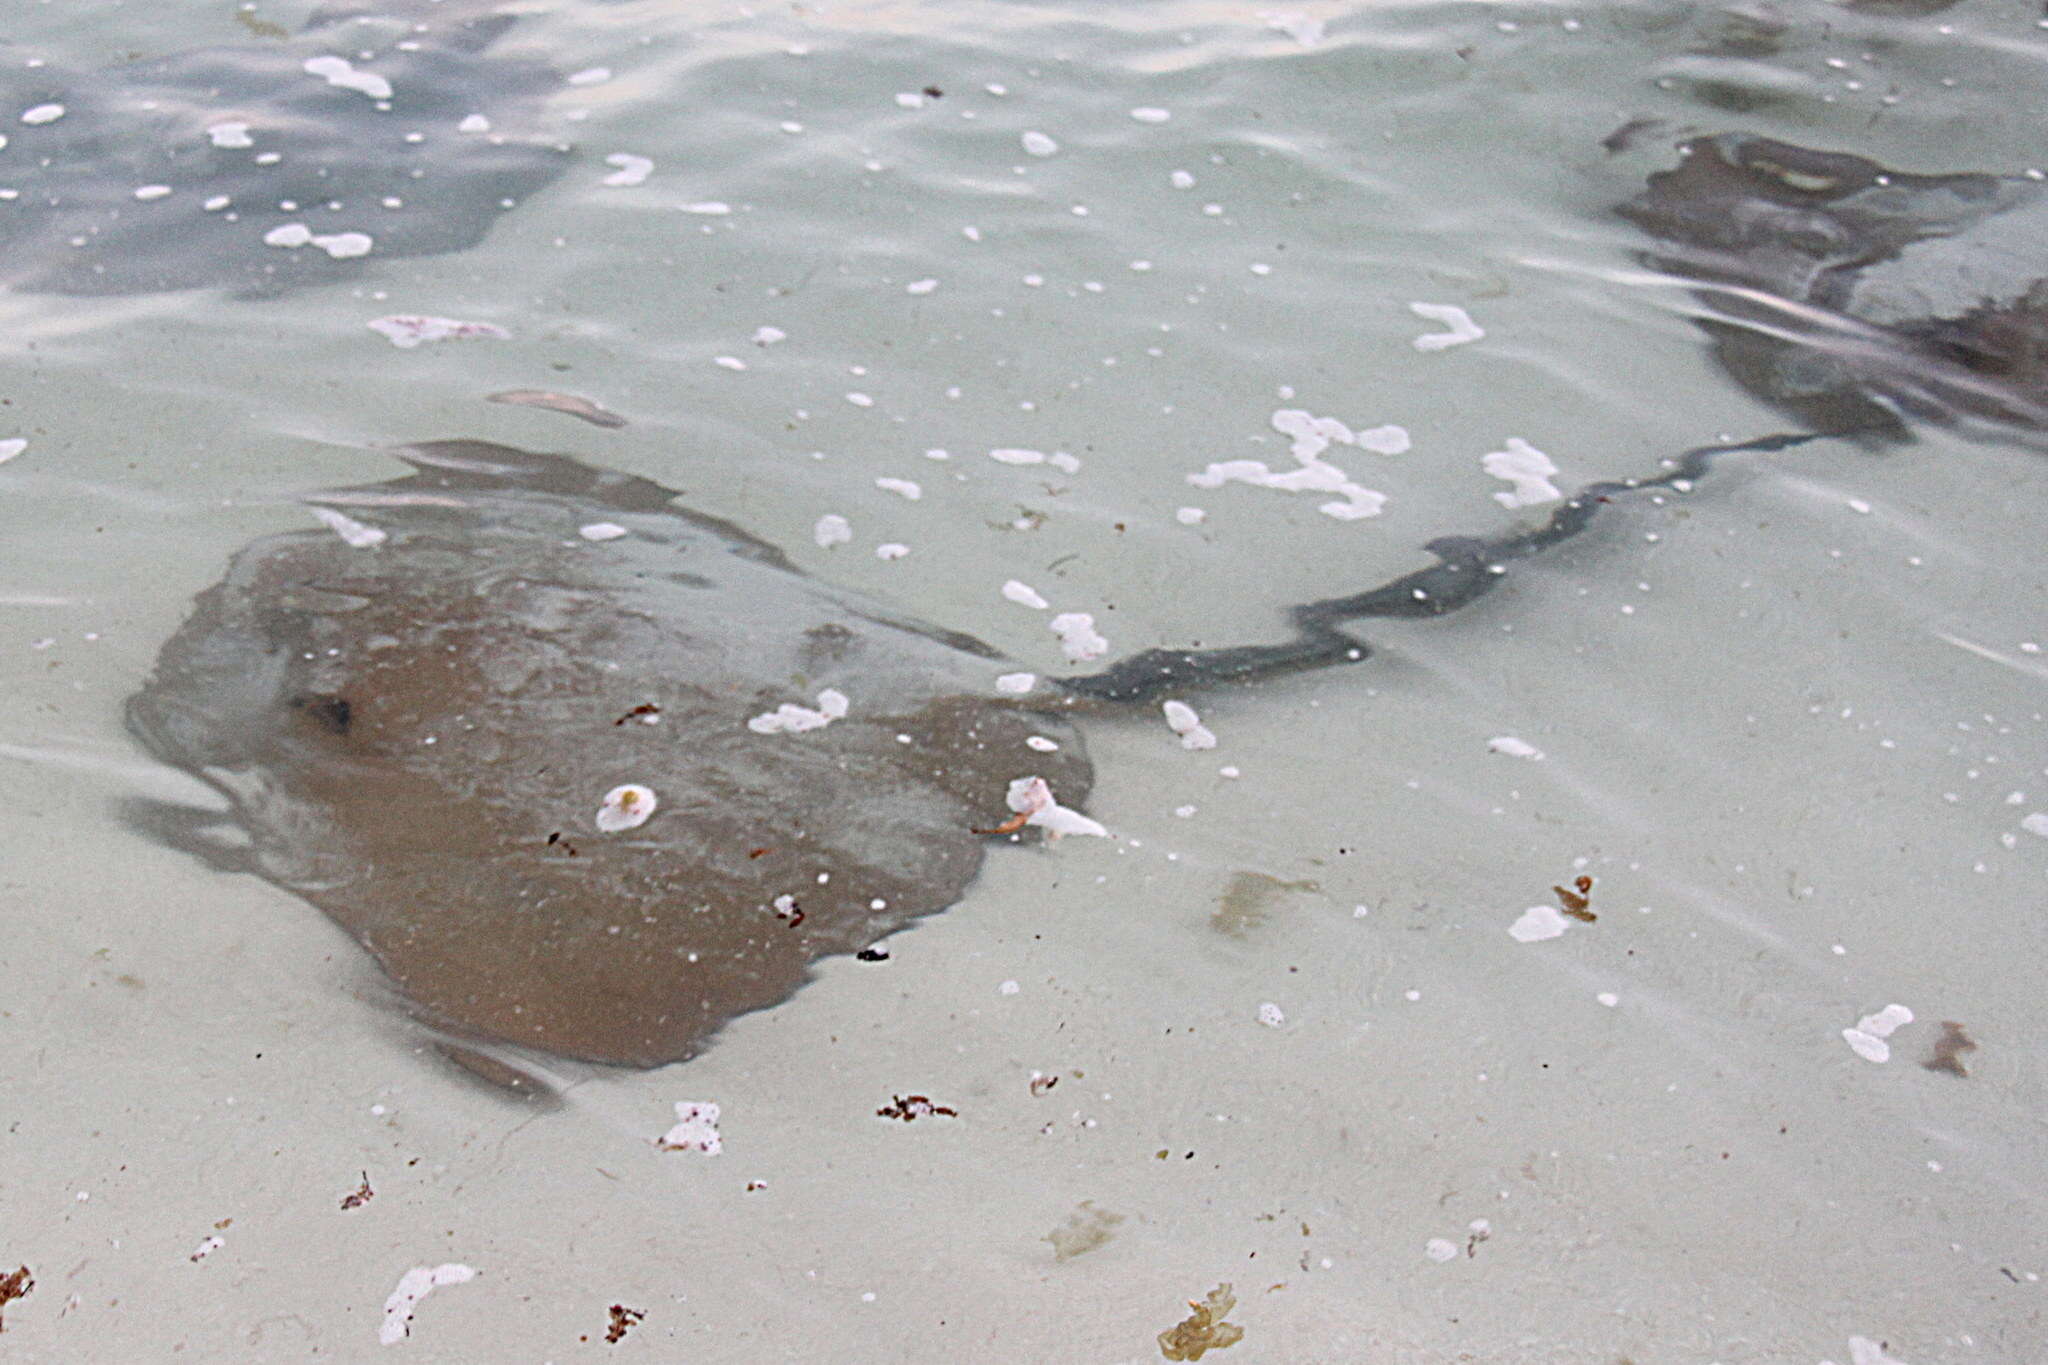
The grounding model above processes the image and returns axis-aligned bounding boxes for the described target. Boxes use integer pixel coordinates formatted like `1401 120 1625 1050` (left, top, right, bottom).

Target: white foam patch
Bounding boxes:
1175 506 1205 525
906 278 938 295
1256 1001 1285 1027
995 672 1037 695
990 447 1047 465
1509 905 1569 942
1487 735 1543 759
303 55 392 101
20 103 65 125
2021 811 2048 838
1162 700 1217 750
0 438 25 465
379 1264 477 1346
206 121 253 148
596 783 657 832
133 184 172 201
266 222 372 257
1187 409 1401 521
875 477 921 500
1021 130 1059 157
1130 107 1171 123
1005 775 1107 839
1483 438 1561 508
1002 580 1049 610
1841 1003 1912 1064
602 153 654 187
1423 1238 1459 1263
1409 301 1485 351
656 1101 722 1154
812 513 852 548
875 542 909 560
457 113 491 133
748 689 850 735
682 201 732 215
1050 612 1108 662
309 506 387 548
366 315 510 348
567 67 613 86
579 522 628 542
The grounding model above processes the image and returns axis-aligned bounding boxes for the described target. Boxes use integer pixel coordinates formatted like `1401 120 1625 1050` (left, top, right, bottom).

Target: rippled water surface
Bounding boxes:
3 0 2046 1359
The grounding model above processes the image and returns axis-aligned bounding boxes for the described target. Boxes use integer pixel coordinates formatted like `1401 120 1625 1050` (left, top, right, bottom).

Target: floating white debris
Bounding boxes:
1423 1238 1459 1263
1260 9 1327 45
748 689 850 735
905 278 938 295
1175 506 1206 525
263 222 313 248
894 91 926 108
303 55 392 101
995 672 1037 695
578 522 628 542
457 113 491 133
656 1101 723 1154
567 66 613 86
1842 1003 1913 1063
1486 735 1543 759
366 315 510 349
379 1264 477 1346
875 477 921 500
1005 775 1107 840
1162 700 1217 750
206 121 253 148
1409 301 1485 351
1509 905 1569 943
313 231 373 259
753 325 787 345
309 506 387 548
1256 1001 1285 1028
20 103 65 125
595 783 658 832
1483 438 1561 508
1130 107 1171 123
989 447 1046 465
875 542 910 560
1050 612 1108 662
682 201 732 215
188 1234 224 1263
1830 1336 1912 1365
601 153 654 186
0 438 24 465
1002 580 1049 610
2021 811 2048 838
714 356 748 371
1020 130 1059 157
1025 735 1059 752
1170 168 1196 188
812 513 852 548
1187 408 1400 521
203 195 231 212
133 184 172 201
1047 450 1081 474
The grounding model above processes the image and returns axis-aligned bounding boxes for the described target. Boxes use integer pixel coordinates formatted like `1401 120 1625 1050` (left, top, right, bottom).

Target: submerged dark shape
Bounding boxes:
1619 133 2048 438
129 430 1815 1082
128 441 1091 1071
0 1 566 296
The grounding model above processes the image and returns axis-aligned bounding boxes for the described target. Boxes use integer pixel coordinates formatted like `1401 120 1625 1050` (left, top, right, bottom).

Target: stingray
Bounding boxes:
1618 132 2048 441
127 431 1821 1088
0 1 567 296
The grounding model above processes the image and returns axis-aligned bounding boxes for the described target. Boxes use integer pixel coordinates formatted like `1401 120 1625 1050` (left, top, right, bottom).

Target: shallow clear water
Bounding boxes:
2 0 2045 1359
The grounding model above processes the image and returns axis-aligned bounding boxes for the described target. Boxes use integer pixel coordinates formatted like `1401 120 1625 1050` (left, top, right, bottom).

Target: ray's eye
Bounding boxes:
289 692 352 735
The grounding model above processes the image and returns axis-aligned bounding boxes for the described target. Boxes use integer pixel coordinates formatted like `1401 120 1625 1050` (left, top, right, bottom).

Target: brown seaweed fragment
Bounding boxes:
604 1304 645 1344
1923 1020 1978 1078
1158 1283 1244 1361
1552 874 1596 922
339 1172 375 1210
486 390 628 429
0 1266 31 1332
876 1094 956 1122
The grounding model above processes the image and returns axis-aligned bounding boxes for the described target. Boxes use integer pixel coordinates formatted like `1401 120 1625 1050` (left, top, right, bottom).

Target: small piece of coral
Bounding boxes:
1158 1282 1244 1360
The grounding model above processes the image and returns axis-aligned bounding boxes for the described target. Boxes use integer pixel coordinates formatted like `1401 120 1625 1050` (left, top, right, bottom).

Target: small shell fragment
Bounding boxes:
1162 699 1217 750
596 783 658 832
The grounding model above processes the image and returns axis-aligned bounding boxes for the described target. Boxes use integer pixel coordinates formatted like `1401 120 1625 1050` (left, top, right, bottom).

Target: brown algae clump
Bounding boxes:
1157 1283 1243 1360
